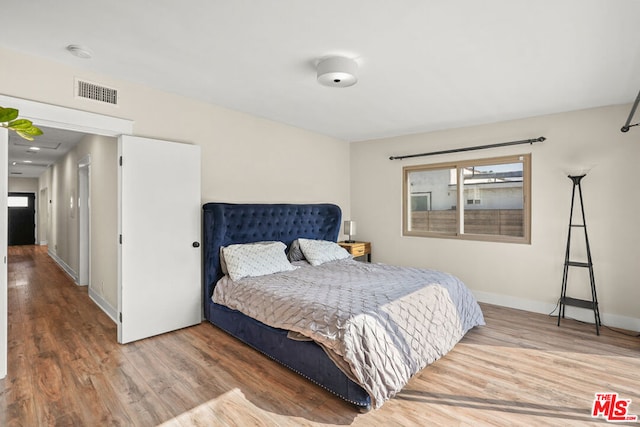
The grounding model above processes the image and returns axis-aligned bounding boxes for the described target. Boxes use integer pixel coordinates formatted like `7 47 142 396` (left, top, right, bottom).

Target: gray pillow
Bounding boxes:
298 238 350 266
220 240 279 275
222 241 295 281
287 239 306 262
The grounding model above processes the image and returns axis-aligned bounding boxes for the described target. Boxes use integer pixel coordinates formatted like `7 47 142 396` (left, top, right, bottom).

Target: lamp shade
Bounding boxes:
564 166 593 177
344 220 356 236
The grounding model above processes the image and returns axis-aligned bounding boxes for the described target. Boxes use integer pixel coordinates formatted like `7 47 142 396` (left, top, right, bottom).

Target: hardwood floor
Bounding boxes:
1 245 638 426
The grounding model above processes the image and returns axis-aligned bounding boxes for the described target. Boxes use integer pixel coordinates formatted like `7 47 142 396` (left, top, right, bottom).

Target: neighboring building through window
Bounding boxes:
403 154 531 243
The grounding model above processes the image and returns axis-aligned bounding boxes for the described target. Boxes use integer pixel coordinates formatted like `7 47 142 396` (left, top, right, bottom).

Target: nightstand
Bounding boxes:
338 241 371 262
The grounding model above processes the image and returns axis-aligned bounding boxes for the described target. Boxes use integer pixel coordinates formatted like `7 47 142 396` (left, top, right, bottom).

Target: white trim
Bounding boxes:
78 155 91 286
89 288 117 323
47 249 79 283
0 94 133 136
474 290 640 333
0 128 8 378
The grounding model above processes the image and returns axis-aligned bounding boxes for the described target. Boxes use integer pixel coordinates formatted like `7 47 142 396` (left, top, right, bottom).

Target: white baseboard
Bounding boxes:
88 287 117 323
473 290 640 333
47 250 116 323
47 249 78 283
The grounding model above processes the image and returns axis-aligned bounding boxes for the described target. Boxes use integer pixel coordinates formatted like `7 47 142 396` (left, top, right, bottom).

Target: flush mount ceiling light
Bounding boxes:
66 44 93 59
317 56 358 88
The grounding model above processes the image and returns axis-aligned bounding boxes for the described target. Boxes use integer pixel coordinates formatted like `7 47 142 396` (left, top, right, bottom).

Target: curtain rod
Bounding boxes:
621 88 640 133
388 136 546 161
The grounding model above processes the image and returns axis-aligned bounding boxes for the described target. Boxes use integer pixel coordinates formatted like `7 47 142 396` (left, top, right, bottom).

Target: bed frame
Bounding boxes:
202 202 371 408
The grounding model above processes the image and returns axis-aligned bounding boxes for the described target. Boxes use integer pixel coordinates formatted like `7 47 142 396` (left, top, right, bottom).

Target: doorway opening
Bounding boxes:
0 94 133 379
8 192 36 246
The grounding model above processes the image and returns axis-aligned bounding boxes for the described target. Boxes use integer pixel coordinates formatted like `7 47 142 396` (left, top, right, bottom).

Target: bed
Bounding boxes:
202 202 484 409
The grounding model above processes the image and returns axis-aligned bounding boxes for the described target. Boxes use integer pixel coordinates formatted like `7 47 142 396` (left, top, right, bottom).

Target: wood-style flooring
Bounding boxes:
1 245 638 426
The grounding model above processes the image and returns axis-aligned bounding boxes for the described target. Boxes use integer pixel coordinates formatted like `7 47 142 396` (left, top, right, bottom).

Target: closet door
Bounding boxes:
117 135 201 344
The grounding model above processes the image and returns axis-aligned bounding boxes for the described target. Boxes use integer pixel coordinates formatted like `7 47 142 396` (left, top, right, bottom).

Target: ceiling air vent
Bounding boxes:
76 79 118 105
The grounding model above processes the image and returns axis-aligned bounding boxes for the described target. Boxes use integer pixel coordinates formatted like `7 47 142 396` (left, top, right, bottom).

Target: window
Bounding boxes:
8 196 29 208
403 154 531 243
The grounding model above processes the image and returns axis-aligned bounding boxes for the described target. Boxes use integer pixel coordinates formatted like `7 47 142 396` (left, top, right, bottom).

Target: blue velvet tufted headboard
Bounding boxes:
202 203 342 319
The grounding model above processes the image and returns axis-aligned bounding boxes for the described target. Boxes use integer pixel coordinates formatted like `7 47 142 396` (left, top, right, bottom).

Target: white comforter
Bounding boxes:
213 258 484 408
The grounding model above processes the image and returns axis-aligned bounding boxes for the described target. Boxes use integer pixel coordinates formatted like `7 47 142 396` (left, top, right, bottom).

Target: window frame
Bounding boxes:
402 154 531 244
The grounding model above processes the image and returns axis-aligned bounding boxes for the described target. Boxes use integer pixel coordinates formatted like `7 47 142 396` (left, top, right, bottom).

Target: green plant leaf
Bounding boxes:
21 126 43 136
16 131 35 141
0 106 43 140
7 119 34 130
0 107 19 123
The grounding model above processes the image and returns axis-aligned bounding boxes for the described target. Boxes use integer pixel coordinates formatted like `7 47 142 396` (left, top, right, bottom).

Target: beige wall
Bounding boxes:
76 135 118 308
8 177 38 193
351 104 640 329
1 46 350 316
0 46 350 210
38 147 78 272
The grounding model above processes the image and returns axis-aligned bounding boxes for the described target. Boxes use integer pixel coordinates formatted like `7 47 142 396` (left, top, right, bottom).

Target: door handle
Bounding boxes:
192 241 200 248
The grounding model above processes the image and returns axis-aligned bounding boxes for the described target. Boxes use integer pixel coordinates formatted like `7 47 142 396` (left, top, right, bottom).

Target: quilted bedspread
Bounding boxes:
213 258 485 408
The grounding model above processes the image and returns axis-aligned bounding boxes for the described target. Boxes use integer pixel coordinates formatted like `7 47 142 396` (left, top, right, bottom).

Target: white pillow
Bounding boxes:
220 241 278 275
298 238 350 266
222 241 296 281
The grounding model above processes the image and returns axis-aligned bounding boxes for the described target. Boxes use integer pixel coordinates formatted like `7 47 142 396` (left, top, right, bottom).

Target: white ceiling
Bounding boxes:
2 0 640 144
8 127 86 179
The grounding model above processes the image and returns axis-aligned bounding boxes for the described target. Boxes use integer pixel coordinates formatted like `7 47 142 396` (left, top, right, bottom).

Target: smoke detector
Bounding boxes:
66 44 93 59
317 57 358 88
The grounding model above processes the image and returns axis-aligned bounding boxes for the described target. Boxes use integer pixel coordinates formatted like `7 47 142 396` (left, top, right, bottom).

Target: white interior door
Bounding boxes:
118 135 201 344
